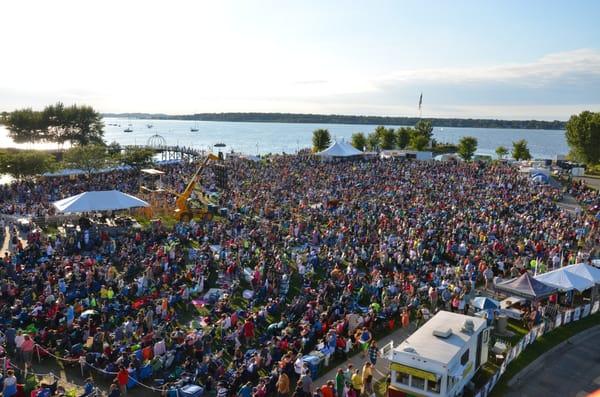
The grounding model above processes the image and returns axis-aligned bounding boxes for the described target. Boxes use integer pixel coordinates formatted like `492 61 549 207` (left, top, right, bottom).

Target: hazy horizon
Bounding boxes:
1 1 599 120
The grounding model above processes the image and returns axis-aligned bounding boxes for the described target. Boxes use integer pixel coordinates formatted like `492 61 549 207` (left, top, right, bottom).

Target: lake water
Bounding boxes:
0 118 569 159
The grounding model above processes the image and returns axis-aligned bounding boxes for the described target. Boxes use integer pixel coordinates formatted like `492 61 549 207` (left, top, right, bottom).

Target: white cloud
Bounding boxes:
379 49 600 86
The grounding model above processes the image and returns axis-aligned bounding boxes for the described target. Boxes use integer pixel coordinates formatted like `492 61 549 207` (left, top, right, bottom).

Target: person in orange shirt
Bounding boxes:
401 308 410 329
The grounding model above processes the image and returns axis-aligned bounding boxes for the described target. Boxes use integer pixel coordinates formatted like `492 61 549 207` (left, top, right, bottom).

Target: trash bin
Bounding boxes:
495 314 508 334
303 355 321 380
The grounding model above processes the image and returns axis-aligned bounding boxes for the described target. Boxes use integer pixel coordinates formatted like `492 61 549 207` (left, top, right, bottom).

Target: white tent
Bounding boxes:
564 263 600 284
53 190 150 213
534 267 595 292
316 141 363 158
434 153 462 162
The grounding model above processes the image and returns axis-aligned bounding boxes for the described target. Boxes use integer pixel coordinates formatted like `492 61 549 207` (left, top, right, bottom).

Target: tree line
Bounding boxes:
312 119 539 162
4 102 104 146
313 120 436 152
0 145 155 179
103 112 566 130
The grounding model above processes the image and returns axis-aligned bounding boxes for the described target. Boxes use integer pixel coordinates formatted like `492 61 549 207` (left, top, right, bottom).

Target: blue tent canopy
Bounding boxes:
496 272 557 300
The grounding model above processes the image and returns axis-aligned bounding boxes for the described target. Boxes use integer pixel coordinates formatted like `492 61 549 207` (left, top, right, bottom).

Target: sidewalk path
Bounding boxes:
314 323 416 388
504 325 600 397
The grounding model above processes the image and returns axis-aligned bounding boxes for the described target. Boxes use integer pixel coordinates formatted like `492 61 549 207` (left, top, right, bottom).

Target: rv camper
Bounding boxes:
385 311 490 397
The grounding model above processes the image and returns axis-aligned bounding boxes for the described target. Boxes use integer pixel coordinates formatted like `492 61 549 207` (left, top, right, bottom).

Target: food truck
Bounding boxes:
384 311 490 397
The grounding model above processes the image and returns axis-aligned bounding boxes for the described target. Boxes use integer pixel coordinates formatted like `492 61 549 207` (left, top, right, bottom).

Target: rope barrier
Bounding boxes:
0 336 181 395
34 344 80 363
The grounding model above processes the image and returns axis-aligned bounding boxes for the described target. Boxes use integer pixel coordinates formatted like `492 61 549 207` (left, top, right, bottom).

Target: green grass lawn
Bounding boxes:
490 312 600 397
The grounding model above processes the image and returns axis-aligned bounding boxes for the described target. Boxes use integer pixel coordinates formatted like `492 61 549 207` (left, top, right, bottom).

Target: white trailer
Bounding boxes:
385 311 490 397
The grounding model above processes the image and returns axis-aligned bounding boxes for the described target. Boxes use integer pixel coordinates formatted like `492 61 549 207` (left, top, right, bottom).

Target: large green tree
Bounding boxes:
379 127 396 150
396 127 412 149
495 146 508 159
565 111 600 164
512 139 532 160
5 108 48 143
409 134 430 151
457 136 478 161
350 132 367 151
63 144 111 175
414 120 434 142
312 129 331 152
366 131 380 151
120 147 155 168
0 150 57 179
5 103 104 146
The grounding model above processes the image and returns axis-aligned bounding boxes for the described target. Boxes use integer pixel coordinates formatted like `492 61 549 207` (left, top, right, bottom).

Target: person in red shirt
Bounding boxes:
116 366 129 396
243 317 255 344
321 381 335 397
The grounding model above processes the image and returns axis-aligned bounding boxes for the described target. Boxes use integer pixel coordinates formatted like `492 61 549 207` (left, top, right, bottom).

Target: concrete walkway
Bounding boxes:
504 325 600 397
314 323 416 388
1 225 28 254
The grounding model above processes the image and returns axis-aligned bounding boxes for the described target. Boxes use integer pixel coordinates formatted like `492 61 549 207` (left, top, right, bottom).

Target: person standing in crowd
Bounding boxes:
81 378 95 397
320 380 335 397
2 369 17 397
21 334 35 367
14 330 24 363
116 365 129 396
361 375 375 397
277 368 291 397
335 368 345 397
292 380 305 397
238 381 253 397
368 341 378 366
351 369 363 395
108 383 121 397
300 368 314 396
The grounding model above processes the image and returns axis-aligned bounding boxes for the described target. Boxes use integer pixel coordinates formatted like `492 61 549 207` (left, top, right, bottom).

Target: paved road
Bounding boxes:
505 326 600 397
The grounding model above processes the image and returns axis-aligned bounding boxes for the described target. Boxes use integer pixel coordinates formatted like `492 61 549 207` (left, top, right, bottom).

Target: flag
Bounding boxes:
418 93 423 110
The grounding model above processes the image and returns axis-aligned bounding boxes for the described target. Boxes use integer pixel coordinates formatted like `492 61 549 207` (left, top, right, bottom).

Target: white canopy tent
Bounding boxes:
563 263 600 284
316 141 363 158
53 190 150 213
534 267 595 292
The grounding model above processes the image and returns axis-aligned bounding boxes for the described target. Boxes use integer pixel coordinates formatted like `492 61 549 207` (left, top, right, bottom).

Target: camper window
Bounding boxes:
411 375 426 390
427 378 441 393
461 349 469 365
395 371 410 386
483 329 489 344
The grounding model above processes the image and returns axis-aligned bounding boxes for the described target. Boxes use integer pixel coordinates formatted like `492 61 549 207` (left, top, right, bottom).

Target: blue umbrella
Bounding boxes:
472 297 500 310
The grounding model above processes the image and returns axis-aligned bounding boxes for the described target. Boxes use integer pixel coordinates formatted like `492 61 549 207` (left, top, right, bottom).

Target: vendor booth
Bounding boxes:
53 190 150 213
385 311 490 397
534 268 594 292
315 141 364 160
495 272 557 300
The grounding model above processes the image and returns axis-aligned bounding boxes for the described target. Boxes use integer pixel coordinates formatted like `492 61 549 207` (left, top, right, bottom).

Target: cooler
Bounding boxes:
179 384 204 397
303 355 321 379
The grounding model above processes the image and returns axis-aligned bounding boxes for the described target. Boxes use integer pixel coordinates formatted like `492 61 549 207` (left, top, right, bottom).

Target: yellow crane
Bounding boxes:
174 153 221 222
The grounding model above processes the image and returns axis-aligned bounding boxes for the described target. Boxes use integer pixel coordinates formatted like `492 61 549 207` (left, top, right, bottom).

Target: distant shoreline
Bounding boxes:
101 112 566 130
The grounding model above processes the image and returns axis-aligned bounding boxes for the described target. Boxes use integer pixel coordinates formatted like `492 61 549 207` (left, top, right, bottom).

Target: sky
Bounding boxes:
1 0 599 120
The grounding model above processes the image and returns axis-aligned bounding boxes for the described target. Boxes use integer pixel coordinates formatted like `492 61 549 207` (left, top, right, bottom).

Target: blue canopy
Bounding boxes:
472 296 500 310
496 272 557 300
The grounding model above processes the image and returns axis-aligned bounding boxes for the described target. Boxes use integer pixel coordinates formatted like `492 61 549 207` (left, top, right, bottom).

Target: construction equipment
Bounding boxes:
174 153 221 222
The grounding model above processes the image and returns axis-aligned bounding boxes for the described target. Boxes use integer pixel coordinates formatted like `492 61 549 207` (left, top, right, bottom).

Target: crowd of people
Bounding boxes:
0 155 598 397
